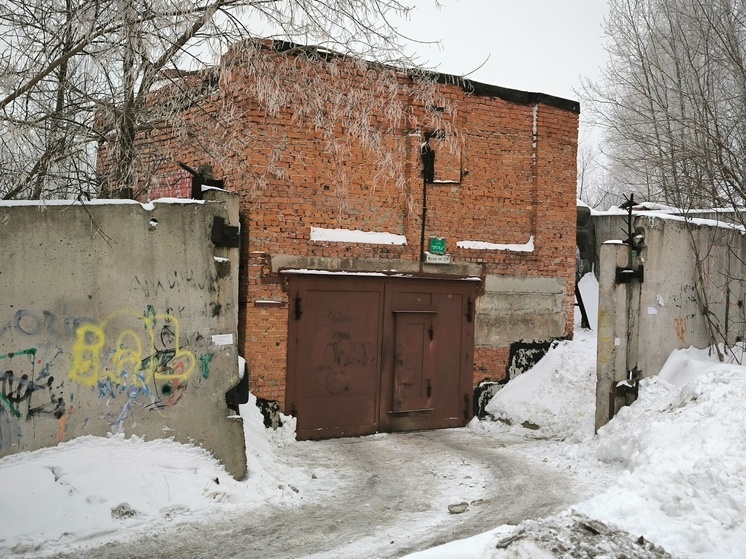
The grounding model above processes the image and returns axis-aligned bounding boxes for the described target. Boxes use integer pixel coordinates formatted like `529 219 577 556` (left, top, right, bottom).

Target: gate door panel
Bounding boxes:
381 280 477 433
288 278 384 440
392 312 435 412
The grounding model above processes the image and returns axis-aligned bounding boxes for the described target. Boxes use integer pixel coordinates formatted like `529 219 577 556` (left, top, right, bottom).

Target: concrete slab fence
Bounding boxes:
0 191 247 478
595 213 745 430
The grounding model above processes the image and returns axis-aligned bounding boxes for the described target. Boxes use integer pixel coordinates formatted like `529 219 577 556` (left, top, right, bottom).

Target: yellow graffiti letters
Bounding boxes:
69 310 197 387
69 325 105 386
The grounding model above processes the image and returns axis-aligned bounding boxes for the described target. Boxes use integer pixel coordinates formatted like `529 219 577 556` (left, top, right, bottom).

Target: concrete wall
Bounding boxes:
595 214 745 429
0 193 246 478
590 208 745 273
635 216 745 368
475 275 567 348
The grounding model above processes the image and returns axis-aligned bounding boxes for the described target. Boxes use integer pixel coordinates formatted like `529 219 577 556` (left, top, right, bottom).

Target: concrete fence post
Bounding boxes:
595 241 633 431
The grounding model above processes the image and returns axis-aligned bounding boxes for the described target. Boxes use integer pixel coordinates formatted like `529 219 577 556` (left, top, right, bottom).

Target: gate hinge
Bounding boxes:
463 393 470 420
615 266 644 284
466 297 474 323
294 297 302 320
211 216 240 248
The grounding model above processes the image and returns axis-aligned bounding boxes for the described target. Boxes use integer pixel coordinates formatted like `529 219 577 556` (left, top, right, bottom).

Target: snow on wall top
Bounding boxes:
457 235 535 252
310 227 407 245
0 198 205 209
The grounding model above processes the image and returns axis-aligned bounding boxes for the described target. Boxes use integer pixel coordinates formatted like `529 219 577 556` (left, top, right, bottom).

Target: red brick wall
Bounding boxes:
111 45 579 405
473 347 511 388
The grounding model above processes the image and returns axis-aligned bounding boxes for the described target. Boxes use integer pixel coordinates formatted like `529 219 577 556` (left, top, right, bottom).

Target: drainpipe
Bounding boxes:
419 136 435 271
420 173 428 272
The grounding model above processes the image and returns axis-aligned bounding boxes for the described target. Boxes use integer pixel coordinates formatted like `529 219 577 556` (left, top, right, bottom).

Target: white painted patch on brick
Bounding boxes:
457 235 534 252
310 227 407 245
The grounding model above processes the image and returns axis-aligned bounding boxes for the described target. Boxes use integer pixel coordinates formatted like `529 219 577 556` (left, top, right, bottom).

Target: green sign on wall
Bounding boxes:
428 237 447 255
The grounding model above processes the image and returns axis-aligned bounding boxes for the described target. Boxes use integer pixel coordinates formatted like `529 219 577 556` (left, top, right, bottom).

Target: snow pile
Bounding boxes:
577 271 599 330
480 327 598 442
0 435 243 554
0 394 304 556
477 271 600 442
576 349 746 558
445 296 746 557
420 342 746 558
242 392 298 486
405 511 672 559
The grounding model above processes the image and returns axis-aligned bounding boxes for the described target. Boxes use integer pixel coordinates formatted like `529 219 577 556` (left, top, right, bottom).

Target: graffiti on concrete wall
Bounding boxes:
0 348 68 449
0 308 93 341
0 306 214 447
1 349 66 420
68 306 213 428
132 269 209 298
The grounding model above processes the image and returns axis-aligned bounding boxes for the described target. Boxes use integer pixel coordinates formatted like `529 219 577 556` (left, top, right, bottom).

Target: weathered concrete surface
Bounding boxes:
595 214 746 429
593 210 745 270
475 275 566 346
0 194 246 478
595 243 633 431
633 215 745 376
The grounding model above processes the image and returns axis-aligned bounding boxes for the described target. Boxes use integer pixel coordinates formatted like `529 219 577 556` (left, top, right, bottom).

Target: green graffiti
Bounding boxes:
199 354 214 379
0 394 21 418
0 348 37 361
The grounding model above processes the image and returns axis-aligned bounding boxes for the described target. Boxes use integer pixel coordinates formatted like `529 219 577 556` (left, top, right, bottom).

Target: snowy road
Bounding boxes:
44 428 604 559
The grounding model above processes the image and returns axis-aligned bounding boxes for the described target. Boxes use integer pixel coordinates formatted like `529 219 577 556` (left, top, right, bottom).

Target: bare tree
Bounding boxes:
0 0 100 199
0 0 445 200
584 0 746 353
585 0 746 213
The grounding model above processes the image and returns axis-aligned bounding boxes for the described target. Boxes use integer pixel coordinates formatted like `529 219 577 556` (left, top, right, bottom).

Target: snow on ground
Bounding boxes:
480 326 598 442
2 270 746 558
407 279 746 558
0 393 309 557
576 349 746 558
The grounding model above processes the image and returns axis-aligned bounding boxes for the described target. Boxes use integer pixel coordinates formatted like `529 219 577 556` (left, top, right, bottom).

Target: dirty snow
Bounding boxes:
3 275 746 557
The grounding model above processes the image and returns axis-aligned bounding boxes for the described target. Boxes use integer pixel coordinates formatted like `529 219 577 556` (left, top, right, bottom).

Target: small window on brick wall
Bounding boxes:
421 131 462 183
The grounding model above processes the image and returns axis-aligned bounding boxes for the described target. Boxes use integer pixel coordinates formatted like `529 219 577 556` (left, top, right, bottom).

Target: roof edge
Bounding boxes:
436 74 580 114
268 39 580 114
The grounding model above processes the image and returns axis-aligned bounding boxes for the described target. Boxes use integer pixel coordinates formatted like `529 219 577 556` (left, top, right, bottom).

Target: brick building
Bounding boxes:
111 41 579 439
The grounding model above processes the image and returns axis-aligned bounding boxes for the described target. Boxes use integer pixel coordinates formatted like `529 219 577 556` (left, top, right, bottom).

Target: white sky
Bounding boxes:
397 1 610 102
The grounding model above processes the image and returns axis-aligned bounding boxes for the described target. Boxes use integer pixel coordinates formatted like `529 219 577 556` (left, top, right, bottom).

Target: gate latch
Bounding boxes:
211 216 240 248
615 266 644 284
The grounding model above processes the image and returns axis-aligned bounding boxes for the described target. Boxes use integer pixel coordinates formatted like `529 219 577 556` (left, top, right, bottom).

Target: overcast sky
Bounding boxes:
397 1 609 102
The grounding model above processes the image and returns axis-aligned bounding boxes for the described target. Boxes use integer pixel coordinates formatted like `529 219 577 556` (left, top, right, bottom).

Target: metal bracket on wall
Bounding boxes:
211 216 240 248
615 266 644 284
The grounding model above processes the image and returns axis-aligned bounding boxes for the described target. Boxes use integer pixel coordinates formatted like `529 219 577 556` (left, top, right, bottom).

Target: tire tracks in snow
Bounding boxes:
43 428 593 559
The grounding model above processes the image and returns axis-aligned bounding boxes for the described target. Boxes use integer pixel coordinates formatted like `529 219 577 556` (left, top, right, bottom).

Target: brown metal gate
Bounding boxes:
286 275 477 440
